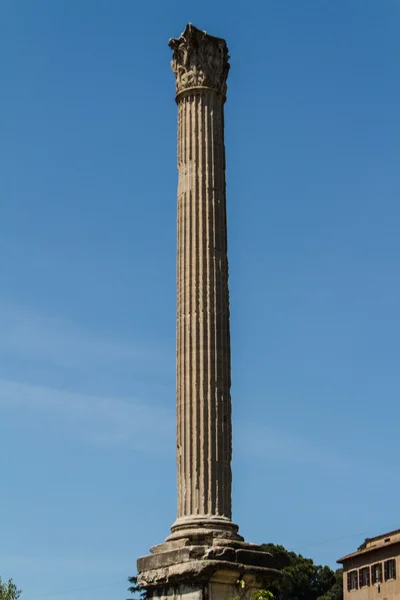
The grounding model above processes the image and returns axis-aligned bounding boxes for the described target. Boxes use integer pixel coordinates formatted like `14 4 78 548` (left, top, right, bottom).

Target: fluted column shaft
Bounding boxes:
176 89 231 521
168 24 239 540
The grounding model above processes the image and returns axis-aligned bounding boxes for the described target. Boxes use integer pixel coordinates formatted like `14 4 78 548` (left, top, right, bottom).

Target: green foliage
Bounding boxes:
260 544 342 600
227 577 249 600
229 580 275 600
127 576 146 600
0 578 21 600
317 569 343 600
252 590 275 600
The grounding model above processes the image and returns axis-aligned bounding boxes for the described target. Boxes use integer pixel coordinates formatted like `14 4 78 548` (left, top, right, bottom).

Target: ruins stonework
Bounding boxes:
137 24 280 600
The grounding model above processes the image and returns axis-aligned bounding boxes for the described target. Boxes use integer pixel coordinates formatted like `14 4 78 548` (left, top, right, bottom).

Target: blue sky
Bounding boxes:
1 1 400 599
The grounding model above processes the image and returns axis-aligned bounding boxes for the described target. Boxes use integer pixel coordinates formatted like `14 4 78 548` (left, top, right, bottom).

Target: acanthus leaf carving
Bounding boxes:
169 23 230 98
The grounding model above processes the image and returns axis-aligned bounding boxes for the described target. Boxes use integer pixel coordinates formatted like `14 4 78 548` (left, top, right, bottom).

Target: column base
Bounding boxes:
137 530 281 593
167 516 243 542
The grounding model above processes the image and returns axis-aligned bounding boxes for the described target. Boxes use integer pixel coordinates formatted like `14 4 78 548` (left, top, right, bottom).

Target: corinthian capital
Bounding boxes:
169 24 230 99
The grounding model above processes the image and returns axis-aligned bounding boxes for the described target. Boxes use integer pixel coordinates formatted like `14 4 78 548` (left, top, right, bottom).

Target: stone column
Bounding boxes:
169 23 238 541
136 25 280 600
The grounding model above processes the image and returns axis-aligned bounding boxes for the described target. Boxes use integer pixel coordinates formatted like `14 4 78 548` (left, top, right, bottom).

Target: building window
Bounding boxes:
384 559 396 581
359 567 370 587
371 563 383 584
347 570 358 591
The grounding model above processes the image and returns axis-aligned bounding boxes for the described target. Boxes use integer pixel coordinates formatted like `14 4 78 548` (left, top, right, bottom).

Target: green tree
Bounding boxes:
127 576 146 600
0 578 21 600
260 544 342 600
317 569 343 600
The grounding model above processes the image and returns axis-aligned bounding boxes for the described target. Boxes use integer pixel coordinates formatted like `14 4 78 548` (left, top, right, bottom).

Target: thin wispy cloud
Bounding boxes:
0 303 171 373
0 553 129 577
0 375 346 469
0 303 355 467
0 379 174 449
235 420 395 479
235 422 346 470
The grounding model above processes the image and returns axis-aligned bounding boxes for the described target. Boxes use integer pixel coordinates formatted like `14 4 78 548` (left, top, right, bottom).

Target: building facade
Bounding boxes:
338 529 400 600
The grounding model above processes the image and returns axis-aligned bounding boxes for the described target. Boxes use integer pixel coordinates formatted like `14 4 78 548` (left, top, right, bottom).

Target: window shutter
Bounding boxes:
367 568 370 586
393 560 397 579
347 572 351 591
385 562 388 581
379 563 383 582
359 570 363 588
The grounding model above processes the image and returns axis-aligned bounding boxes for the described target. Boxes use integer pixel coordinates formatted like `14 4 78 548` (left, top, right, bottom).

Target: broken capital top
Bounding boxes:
169 23 230 99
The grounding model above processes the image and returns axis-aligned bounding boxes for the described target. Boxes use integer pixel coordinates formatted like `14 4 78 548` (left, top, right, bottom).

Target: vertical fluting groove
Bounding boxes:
192 95 198 513
210 93 217 515
194 94 201 513
218 99 225 515
208 94 214 515
205 96 212 515
182 98 187 518
198 94 204 513
215 95 221 513
219 101 226 515
191 96 196 513
183 96 189 515
178 99 183 518
192 96 195 512
215 97 221 514
201 94 208 513
187 95 192 516
206 95 213 515
178 101 181 518
176 101 181 517
212 96 218 514
180 98 185 517
180 97 186 516
190 95 194 515
177 101 181 517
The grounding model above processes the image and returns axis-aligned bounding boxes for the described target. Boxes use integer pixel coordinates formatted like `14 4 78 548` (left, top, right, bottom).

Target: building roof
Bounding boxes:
366 528 400 544
337 529 400 564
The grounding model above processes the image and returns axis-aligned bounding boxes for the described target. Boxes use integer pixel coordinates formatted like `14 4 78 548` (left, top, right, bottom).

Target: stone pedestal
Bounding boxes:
137 23 280 599
138 536 280 600
144 575 268 600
